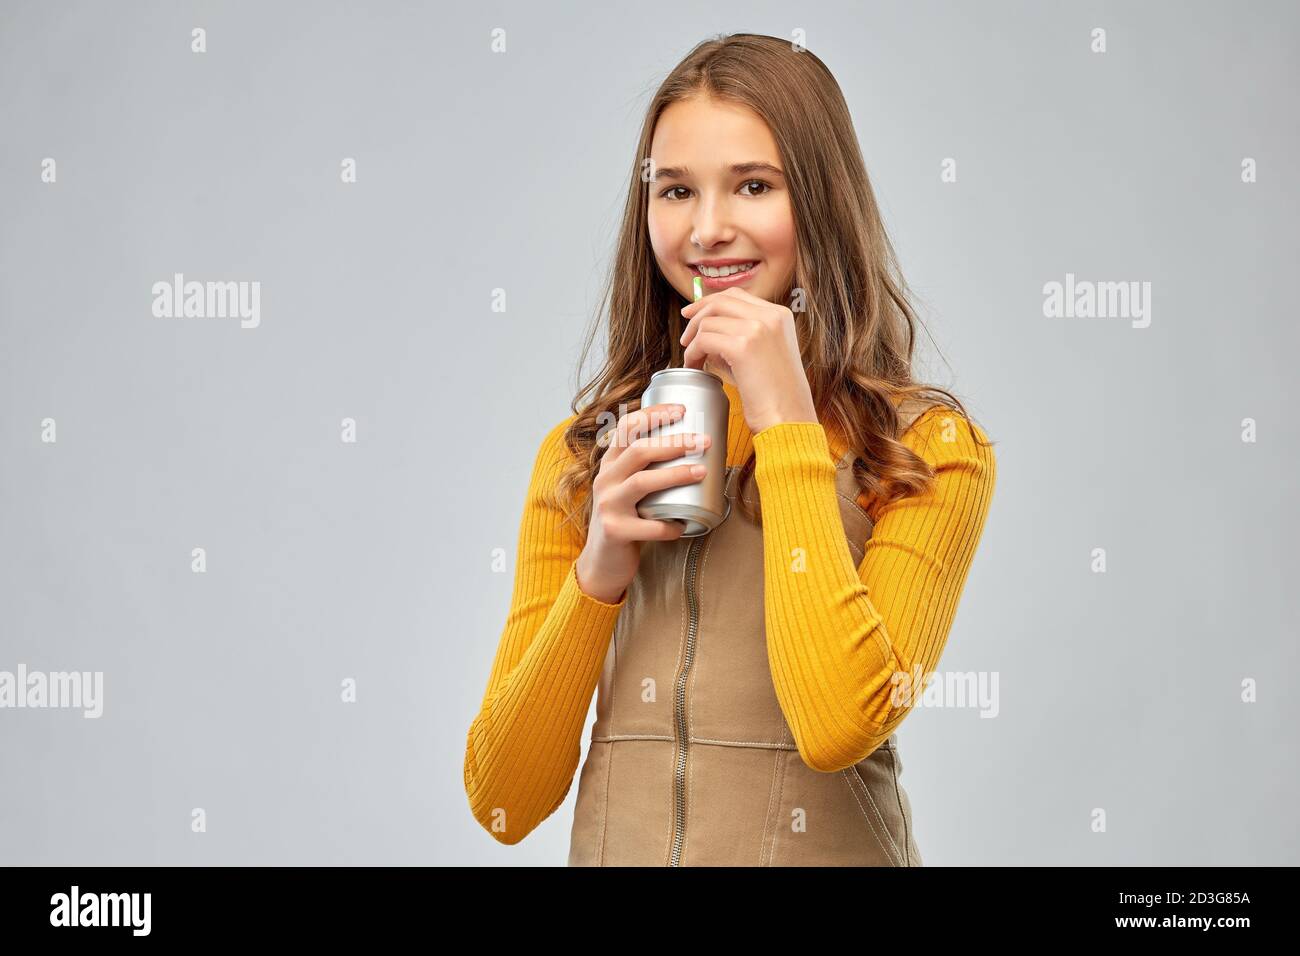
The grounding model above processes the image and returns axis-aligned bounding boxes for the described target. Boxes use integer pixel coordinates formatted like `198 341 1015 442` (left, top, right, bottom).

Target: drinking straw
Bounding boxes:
671 275 705 374
691 273 734 385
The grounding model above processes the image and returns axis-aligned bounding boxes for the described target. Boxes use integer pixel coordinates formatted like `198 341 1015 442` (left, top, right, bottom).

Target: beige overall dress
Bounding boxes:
568 402 929 866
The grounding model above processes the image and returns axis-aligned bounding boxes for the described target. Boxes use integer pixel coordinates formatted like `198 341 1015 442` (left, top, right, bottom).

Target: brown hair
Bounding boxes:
545 33 994 539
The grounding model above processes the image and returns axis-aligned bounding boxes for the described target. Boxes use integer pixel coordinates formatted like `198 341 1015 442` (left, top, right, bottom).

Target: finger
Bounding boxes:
602 404 678 458
679 311 697 348
718 286 762 305
600 403 682 459
605 431 707 484
637 517 689 541
619 460 708 506
683 288 757 318
682 330 735 373
680 297 760 346
682 314 743 351
679 297 720 327
607 514 689 542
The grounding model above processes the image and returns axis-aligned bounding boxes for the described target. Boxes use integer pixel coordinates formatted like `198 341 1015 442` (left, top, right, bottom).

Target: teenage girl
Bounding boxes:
464 33 996 866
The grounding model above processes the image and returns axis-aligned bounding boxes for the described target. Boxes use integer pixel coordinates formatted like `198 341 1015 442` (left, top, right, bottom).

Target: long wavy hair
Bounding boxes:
545 33 995 540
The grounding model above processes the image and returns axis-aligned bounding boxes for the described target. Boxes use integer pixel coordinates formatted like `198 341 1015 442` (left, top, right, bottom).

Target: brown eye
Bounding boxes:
659 186 690 200
741 180 771 197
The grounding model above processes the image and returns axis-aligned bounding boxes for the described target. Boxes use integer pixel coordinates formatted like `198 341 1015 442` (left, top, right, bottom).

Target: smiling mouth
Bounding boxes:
689 261 761 287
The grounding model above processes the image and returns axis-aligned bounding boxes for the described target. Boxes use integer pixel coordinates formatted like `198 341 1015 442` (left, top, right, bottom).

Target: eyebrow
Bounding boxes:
652 161 786 182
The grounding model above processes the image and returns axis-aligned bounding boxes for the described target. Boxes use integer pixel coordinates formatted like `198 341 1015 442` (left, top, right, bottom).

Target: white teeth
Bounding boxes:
698 262 756 277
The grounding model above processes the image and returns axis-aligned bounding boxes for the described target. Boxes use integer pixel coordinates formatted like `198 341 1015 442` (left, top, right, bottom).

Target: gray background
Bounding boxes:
1 0 1296 865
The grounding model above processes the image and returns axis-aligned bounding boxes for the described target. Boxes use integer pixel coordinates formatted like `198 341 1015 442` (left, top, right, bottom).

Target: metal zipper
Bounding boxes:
667 466 737 866
668 529 705 866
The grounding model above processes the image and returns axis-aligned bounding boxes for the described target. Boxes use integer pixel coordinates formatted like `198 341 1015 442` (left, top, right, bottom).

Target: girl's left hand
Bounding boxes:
679 287 818 435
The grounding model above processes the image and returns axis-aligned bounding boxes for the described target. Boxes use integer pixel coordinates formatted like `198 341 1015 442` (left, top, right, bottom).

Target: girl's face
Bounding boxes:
647 95 796 307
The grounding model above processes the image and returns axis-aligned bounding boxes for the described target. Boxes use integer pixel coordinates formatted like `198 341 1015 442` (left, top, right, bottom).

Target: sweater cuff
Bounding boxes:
563 558 629 613
752 421 838 479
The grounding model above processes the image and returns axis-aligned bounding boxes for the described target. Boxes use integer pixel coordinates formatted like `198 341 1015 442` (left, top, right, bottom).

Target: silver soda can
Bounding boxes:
634 368 730 536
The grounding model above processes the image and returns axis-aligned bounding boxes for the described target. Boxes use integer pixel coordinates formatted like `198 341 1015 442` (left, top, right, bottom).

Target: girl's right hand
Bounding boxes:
574 403 712 604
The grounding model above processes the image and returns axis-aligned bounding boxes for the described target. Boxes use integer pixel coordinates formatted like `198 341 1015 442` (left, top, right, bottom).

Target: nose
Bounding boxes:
691 190 735 249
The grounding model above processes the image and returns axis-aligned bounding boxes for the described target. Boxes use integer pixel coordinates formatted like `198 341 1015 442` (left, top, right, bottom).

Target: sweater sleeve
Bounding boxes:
463 418 627 844
751 406 997 773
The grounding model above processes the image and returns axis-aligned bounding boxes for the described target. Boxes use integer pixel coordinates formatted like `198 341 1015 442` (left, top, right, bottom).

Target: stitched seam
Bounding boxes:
759 748 782 866
690 736 793 748
888 747 911 867
687 530 715 749
857 768 905 865
593 734 799 748
840 768 902 867
836 490 874 525
597 740 611 865
688 525 722 861
735 462 757 508
771 750 790 864
833 448 875 525
842 768 899 866
682 530 716 866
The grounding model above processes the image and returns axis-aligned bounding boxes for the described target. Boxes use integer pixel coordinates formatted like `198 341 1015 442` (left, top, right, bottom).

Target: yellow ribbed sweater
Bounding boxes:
464 379 996 844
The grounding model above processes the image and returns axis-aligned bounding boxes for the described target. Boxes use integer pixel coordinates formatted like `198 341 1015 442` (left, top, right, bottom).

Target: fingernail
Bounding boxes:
690 465 707 477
